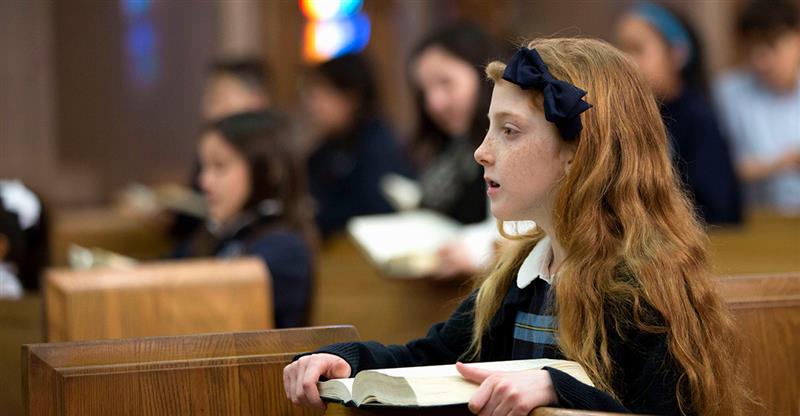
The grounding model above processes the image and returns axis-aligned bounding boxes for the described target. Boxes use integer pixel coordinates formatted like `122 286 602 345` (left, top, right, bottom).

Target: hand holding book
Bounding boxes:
283 353 351 409
456 361 557 415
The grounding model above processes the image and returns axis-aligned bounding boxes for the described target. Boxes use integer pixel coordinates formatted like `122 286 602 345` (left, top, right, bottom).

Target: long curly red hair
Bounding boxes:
467 37 749 416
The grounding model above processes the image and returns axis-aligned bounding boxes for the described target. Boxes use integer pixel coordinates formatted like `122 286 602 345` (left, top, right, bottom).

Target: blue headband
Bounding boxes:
502 47 592 140
633 2 693 68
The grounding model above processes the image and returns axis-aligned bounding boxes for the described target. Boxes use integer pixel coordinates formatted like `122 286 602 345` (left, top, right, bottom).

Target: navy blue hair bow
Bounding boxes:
502 47 592 140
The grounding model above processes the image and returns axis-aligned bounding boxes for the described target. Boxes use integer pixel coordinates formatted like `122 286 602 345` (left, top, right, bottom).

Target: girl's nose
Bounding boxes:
198 169 212 193
474 136 493 167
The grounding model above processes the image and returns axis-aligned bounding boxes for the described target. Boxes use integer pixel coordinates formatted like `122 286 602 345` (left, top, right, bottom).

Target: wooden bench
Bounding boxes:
44 257 272 341
708 211 800 274
715 273 800 415
0 295 43 415
23 325 359 415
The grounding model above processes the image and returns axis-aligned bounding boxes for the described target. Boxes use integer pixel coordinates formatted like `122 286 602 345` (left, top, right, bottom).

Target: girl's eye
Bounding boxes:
212 160 227 171
502 125 519 136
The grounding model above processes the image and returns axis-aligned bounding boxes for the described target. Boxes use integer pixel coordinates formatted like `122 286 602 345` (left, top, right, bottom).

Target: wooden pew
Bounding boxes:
44 257 271 342
715 273 800 415
708 211 800 274
0 295 43 415
23 325 359 416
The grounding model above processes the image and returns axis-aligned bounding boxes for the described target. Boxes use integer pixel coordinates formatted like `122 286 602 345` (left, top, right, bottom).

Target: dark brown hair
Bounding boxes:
737 0 799 42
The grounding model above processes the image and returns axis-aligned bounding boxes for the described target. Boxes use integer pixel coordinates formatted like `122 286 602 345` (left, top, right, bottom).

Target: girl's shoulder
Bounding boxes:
247 226 310 254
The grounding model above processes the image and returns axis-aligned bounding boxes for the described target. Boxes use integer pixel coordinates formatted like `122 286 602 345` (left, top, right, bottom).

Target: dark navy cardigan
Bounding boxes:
307 118 413 237
661 86 743 226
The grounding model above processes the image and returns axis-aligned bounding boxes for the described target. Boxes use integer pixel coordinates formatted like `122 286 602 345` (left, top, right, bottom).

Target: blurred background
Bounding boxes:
0 0 746 205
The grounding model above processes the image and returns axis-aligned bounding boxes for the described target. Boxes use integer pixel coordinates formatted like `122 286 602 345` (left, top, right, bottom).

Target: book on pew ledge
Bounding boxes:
346 210 461 278
318 358 593 407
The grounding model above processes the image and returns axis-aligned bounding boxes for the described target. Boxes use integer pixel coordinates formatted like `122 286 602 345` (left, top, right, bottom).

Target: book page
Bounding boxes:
365 358 586 380
380 173 422 211
347 210 461 265
318 377 355 403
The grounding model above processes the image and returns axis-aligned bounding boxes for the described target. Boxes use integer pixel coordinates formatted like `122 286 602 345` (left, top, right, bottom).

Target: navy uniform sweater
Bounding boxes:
661 86 742 225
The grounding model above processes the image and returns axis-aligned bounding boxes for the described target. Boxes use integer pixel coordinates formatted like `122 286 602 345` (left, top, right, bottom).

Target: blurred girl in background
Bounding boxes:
409 22 499 225
175 111 314 328
409 22 506 279
616 2 742 225
303 53 412 237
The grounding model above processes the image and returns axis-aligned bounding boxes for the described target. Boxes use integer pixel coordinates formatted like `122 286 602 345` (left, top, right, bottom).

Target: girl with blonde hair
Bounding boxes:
284 37 746 415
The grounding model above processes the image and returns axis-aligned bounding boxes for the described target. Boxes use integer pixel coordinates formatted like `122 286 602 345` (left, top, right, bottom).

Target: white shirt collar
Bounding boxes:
516 236 554 288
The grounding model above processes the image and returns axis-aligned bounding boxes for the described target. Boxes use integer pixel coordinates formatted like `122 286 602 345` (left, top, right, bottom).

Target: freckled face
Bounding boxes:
474 80 573 222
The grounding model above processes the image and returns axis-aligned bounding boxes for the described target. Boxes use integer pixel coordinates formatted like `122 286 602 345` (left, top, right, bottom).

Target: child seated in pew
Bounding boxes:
284 38 749 415
713 0 800 214
303 53 413 238
615 2 743 226
174 111 314 328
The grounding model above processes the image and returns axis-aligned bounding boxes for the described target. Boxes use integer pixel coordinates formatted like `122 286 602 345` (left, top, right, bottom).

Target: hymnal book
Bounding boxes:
346 210 461 278
68 245 137 270
318 359 593 407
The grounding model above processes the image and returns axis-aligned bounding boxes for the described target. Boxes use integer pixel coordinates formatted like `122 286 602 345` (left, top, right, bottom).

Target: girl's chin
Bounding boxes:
490 207 531 223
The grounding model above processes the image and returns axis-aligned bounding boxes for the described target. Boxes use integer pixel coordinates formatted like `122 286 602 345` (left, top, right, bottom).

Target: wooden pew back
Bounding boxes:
45 257 272 341
23 325 359 416
708 212 800 274
0 296 42 415
715 273 800 415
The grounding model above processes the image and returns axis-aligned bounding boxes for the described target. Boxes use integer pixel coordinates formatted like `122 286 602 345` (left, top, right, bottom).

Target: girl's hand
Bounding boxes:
283 353 351 409
433 241 478 280
456 362 558 416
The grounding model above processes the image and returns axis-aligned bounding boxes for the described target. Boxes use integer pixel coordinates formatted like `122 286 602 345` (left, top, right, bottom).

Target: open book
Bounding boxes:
346 210 462 278
318 359 593 407
68 245 137 270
